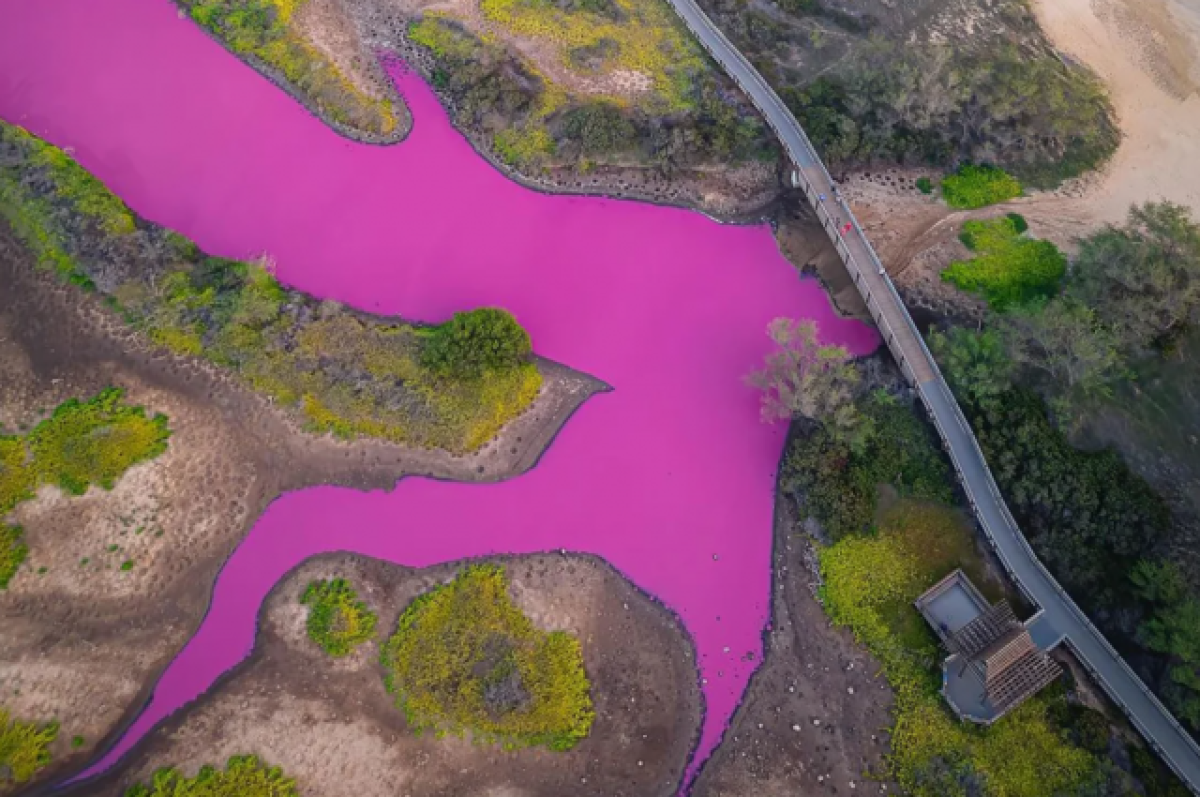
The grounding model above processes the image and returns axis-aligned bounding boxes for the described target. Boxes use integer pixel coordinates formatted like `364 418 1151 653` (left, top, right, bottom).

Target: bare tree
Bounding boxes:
746 318 860 424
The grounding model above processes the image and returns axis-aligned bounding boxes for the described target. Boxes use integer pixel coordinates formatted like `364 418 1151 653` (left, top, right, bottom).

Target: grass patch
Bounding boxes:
300 578 377 657
941 165 1022 209
27 387 170 495
942 216 1065 310
818 500 1100 796
0 708 58 788
0 526 28 588
478 0 706 112
124 754 297 797
782 391 953 540
382 564 594 751
183 0 396 137
1 121 541 454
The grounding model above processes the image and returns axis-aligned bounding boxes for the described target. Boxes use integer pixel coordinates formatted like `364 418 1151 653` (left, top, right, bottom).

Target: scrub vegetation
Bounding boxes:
929 201 1200 767
782 389 952 540
0 121 541 453
300 578 378 657
0 389 170 589
942 215 1066 310
699 0 1118 185
381 564 595 751
179 0 397 138
409 14 775 173
0 708 58 789
124 755 297 797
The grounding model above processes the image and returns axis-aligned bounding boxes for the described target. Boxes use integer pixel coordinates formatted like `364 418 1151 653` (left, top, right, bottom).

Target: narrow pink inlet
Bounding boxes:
0 0 878 789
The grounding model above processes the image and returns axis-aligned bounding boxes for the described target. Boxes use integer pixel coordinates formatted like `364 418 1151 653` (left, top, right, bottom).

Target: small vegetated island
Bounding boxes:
382 564 595 750
0 120 541 454
300 578 378 656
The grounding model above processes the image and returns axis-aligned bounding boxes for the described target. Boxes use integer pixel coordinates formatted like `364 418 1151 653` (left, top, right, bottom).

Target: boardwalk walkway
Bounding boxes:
662 0 1200 790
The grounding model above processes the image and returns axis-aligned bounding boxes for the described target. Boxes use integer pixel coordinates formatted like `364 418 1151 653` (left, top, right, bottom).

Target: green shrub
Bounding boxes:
783 391 952 539
1 525 29 589
776 43 1117 184
0 436 37 515
1131 744 1191 797
559 102 637 156
940 165 1021 209
27 387 171 496
1006 212 1028 234
421 308 533 379
942 216 1065 310
71 735 85 748
124 754 297 797
300 578 377 657
381 564 594 751
0 708 58 787
916 177 933 194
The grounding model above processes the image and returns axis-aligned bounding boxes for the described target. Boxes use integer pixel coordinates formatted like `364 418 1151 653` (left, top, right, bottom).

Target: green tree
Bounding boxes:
1131 560 1200 727
929 326 1014 407
998 298 1124 405
1068 202 1200 357
421 308 533 379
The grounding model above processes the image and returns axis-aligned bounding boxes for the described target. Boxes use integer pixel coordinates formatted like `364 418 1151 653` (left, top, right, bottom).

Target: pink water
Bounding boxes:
0 0 877 788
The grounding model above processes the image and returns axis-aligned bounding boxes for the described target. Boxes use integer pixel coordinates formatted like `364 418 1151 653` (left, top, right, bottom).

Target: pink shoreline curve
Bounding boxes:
0 0 878 789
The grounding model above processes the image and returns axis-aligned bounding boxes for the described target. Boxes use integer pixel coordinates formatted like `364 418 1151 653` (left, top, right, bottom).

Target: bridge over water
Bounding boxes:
662 1 1200 791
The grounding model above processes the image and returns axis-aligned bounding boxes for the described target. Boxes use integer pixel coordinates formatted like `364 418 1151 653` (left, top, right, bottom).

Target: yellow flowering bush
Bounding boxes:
0 708 58 788
819 500 1100 796
382 564 595 750
480 0 705 111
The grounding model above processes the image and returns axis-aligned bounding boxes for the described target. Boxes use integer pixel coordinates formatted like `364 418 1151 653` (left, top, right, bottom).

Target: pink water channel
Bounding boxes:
0 0 876 788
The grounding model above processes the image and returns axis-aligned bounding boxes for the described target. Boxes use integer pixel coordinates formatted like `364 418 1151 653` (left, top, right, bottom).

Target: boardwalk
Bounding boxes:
663 0 1200 791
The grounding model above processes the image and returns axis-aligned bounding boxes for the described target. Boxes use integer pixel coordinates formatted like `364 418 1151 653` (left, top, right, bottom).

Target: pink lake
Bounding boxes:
0 0 877 789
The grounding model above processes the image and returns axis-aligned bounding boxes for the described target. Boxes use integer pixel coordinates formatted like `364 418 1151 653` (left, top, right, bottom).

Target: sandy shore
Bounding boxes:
1031 0 1200 222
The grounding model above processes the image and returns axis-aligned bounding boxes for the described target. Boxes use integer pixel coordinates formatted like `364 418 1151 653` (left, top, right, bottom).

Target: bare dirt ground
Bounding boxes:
80 552 701 797
0 232 603 794
691 489 895 797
